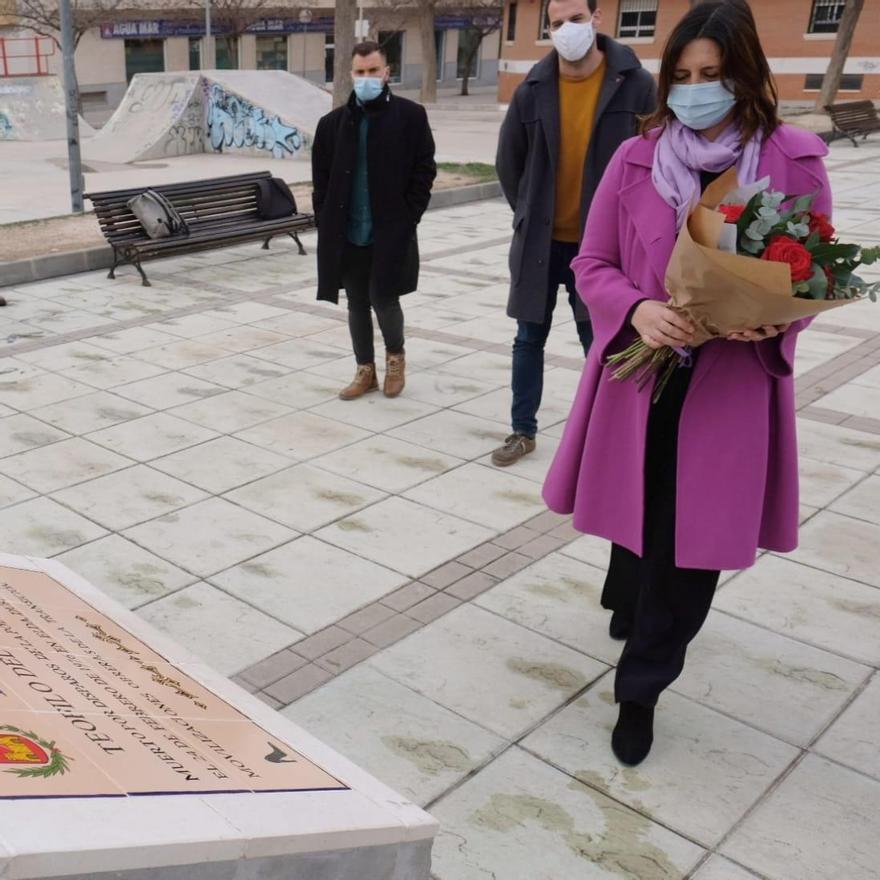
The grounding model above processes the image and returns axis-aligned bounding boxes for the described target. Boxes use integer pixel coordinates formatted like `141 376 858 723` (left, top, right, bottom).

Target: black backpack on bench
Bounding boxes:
255 177 297 220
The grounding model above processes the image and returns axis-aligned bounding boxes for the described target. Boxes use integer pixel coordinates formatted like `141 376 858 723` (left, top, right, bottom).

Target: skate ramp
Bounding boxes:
0 76 95 141
84 70 330 165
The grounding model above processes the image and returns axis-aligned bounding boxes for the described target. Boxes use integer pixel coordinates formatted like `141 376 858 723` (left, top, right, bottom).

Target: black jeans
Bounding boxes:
341 243 405 365
602 356 720 707
511 240 593 438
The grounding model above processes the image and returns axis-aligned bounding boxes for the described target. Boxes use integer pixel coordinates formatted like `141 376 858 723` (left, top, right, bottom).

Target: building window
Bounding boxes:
325 33 334 83
215 36 238 69
507 1 518 41
435 29 445 80
539 0 551 39
808 0 845 33
378 30 403 83
617 0 658 39
804 73 864 91
124 39 164 82
457 27 480 79
188 37 200 71
256 35 287 70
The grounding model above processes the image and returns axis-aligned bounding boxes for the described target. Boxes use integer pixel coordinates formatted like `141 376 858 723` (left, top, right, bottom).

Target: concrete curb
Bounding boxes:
0 180 503 289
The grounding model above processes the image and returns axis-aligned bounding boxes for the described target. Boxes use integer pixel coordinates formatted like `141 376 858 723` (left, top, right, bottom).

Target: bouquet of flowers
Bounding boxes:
607 168 880 402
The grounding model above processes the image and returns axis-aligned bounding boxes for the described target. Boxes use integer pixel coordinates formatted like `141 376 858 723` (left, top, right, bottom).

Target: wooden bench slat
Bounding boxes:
825 100 880 147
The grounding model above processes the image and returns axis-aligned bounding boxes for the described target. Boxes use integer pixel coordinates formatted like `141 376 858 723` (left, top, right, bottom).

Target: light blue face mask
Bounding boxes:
667 80 737 131
353 76 385 103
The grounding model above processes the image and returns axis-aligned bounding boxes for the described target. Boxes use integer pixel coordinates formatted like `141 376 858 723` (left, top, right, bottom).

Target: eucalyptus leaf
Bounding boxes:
803 264 829 300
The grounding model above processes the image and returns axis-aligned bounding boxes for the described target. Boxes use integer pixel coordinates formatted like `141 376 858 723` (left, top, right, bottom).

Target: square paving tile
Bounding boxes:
131 339 233 370
0 474 35 508
51 465 208 530
559 532 612 570
123 497 297 577
242 372 340 409
112 372 227 409
151 436 291 494
137 581 300 675
388 409 508 460
693 857 761 880
315 496 493 578
829 475 880 526
29 391 153 435
455 387 571 428
235 411 370 461
714 555 880 666
788 511 880 588
89 325 179 354
814 673 880 780
86 412 218 461
814 383 880 419
286 665 505 805
673 611 869 746
403 462 545 530
523 684 799 846
0 497 107 555
0 369 95 410
721 754 880 880
166 389 292 433
225 464 385 532
372 604 608 738
476 553 624 666
403 371 498 407
430 746 704 880
797 458 865 508
182 353 292 389
210 535 406 633
310 394 440 433
313 435 463 494
55 534 197 608
0 437 131 493
0 412 70 456
61 355 167 391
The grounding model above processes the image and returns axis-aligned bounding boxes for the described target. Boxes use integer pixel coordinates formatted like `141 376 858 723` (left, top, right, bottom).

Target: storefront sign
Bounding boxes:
100 18 335 39
0 567 346 799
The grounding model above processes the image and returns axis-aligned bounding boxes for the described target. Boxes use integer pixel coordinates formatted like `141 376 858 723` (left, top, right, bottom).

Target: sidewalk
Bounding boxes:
0 139 879 879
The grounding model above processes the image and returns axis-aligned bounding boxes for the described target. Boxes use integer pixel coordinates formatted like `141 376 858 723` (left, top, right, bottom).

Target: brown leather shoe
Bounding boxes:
491 433 536 467
384 352 405 398
339 363 378 400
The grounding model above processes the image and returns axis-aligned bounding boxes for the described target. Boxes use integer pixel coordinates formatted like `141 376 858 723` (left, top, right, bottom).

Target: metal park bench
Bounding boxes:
825 100 880 147
85 171 314 286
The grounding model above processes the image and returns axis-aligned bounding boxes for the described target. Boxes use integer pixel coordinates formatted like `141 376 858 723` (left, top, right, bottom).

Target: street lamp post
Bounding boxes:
203 0 214 68
58 0 83 213
299 9 313 80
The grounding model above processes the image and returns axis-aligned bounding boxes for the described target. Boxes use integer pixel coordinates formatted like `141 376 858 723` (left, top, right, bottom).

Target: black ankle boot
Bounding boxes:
612 701 655 766
609 610 632 641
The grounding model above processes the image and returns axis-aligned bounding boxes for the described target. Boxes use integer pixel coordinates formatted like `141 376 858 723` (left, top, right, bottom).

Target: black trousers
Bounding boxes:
341 243 405 365
601 358 720 707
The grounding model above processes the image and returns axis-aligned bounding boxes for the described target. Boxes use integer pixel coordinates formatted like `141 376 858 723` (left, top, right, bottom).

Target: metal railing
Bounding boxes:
0 36 55 77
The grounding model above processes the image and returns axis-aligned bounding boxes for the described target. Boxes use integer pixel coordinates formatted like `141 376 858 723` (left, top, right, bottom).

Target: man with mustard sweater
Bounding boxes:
492 0 656 466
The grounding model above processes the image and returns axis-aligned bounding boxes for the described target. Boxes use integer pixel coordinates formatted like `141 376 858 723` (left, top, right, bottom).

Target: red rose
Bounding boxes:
719 204 746 223
808 212 836 242
761 235 814 283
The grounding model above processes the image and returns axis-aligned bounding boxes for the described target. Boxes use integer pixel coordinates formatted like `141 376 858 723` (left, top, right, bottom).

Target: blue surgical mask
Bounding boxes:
353 76 385 103
667 80 737 131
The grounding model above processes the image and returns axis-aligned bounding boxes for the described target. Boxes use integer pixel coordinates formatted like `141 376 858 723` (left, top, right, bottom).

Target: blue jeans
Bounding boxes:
511 240 593 438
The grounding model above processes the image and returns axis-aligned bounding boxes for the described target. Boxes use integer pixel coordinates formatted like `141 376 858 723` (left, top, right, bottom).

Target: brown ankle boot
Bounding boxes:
339 363 378 400
384 352 405 398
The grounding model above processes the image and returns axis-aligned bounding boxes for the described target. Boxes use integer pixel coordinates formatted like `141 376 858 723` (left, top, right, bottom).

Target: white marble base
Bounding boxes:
0 553 437 880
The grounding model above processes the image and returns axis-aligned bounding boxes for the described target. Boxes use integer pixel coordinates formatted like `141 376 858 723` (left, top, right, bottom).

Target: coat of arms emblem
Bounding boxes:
0 725 71 778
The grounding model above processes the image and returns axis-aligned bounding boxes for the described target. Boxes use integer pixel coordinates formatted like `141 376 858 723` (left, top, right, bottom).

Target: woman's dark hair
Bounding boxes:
641 0 779 141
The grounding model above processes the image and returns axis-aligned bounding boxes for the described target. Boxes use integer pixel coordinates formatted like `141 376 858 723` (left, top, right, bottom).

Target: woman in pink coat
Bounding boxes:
543 0 831 766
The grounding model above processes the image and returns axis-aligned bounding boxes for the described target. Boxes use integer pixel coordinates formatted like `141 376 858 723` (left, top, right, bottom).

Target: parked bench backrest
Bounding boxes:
826 100 880 132
86 171 275 244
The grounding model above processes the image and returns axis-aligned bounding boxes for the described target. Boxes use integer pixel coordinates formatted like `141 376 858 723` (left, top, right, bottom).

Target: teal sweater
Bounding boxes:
346 112 373 246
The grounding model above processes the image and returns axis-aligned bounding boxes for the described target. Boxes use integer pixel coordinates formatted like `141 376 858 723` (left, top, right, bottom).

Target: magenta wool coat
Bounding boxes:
542 124 831 571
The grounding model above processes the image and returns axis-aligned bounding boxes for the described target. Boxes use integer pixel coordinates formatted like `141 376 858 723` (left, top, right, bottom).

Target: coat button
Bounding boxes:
544 216 550 225
537 258 544 265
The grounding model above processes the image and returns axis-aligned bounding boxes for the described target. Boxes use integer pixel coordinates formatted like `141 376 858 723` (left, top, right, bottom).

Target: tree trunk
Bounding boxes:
816 0 865 110
333 0 357 108
419 1 437 104
460 39 481 97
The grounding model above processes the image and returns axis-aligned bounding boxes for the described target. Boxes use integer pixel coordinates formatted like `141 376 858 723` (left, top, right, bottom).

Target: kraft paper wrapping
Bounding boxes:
664 168 849 347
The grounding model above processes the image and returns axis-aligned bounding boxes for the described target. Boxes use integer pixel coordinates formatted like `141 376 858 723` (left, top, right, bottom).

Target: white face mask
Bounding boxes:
550 20 595 63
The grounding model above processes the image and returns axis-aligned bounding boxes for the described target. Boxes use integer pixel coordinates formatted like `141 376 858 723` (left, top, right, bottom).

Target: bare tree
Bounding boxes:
457 5 501 96
417 0 438 104
333 0 357 107
14 0 128 49
817 0 866 110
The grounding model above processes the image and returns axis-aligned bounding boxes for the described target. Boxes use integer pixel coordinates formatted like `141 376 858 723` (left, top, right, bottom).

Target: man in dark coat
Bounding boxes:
312 41 437 400
492 0 656 466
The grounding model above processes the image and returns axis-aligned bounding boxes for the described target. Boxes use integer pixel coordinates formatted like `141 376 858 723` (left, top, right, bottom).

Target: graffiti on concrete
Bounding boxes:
128 77 193 116
0 112 13 139
158 93 204 157
205 83 303 159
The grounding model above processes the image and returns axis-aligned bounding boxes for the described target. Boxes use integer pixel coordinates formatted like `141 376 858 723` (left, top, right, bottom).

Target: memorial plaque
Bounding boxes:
0 565 347 799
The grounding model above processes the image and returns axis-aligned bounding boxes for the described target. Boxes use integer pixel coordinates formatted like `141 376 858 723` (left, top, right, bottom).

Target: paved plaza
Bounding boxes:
0 138 879 878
